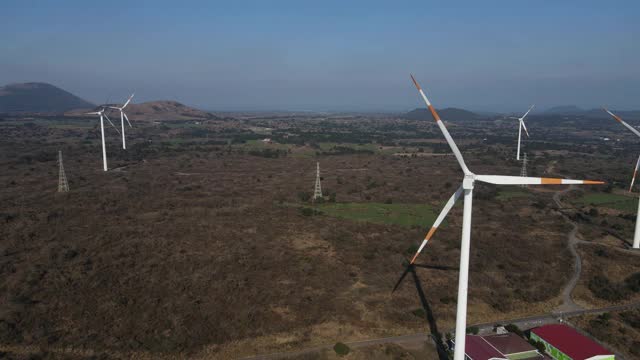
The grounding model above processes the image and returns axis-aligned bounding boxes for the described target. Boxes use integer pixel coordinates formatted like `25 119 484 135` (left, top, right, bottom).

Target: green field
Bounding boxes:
496 188 531 201
313 202 437 228
576 193 638 212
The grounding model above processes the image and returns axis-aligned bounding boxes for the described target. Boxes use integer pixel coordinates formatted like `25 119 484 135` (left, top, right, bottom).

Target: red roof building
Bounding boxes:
530 324 614 360
462 333 543 360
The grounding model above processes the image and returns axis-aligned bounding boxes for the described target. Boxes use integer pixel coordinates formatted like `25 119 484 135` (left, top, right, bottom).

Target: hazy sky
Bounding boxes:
1 0 638 112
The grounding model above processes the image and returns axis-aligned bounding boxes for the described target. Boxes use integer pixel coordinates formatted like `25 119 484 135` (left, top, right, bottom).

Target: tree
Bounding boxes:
333 342 350 356
466 326 479 335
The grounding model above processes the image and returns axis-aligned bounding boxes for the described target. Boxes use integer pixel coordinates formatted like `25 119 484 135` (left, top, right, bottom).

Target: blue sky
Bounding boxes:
1 0 638 112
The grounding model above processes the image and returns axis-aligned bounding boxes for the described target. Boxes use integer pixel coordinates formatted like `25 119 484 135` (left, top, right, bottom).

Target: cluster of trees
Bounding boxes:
588 271 640 301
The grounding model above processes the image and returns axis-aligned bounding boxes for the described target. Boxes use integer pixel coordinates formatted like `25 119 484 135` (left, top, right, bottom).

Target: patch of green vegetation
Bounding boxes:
333 342 350 356
496 188 530 201
314 202 437 228
576 193 638 212
411 308 426 319
243 139 294 151
25 118 95 129
317 142 377 152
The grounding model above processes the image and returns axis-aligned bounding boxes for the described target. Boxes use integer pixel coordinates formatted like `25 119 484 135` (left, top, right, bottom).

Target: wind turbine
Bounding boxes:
85 107 120 171
403 75 604 360
108 93 134 149
604 108 640 249
509 105 534 160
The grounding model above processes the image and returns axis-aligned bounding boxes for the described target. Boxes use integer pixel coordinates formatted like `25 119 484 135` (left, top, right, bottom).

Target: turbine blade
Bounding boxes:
123 112 132 127
123 93 135 108
103 113 121 134
475 174 604 185
520 119 530 137
410 75 470 174
521 104 535 120
604 108 640 138
409 186 463 264
631 155 640 192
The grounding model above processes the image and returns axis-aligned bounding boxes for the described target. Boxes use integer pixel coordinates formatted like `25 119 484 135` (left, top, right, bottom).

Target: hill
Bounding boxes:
0 82 94 114
403 107 482 121
542 106 640 121
114 100 220 121
67 100 221 121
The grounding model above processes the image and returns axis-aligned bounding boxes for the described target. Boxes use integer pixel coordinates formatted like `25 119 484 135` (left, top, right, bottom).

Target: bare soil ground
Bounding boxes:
0 114 637 358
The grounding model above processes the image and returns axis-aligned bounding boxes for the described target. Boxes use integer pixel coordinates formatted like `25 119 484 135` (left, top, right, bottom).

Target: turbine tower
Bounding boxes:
398 75 604 360
108 93 134 149
85 107 120 171
57 150 69 193
604 108 640 249
509 105 534 160
313 162 323 201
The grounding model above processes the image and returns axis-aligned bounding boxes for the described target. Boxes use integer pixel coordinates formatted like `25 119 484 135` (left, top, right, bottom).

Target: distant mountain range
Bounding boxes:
403 107 483 121
0 82 94 113
404 105 640 122
543 105 640 120
1 82 222 121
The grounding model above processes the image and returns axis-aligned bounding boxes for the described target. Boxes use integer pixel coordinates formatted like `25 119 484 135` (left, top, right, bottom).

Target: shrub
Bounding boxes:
333 342 350 356
411 308 426 319
466 326 479 335
588 274 628 301
297 191 311 202
405 244 419 256
505 323 523 337
299 207 318 217
528 339 546 353
624 272 640 292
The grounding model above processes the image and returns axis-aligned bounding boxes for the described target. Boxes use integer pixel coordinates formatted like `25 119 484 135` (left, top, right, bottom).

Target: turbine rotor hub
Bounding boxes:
463 174 475 189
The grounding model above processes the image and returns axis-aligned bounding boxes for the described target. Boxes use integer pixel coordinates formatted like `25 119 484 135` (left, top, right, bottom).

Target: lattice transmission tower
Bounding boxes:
58 150 69 193
313 162 323 201
520 153 527 188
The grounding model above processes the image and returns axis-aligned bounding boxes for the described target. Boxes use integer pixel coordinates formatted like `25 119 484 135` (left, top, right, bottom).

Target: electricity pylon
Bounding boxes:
313 162 323 201
520 153 527 188
58 150 69 193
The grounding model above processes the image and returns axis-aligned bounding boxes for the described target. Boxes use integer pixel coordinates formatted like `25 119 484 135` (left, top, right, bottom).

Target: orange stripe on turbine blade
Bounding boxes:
540 178 563 184
428 105 441 122
410 74 421 90
583 180 605 185
410 227 437 264
425 226 437 240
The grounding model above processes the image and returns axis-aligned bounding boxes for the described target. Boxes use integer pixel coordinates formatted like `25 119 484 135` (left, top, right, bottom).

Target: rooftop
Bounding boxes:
483 333 537 355
465 335 505 360
531 324 612 359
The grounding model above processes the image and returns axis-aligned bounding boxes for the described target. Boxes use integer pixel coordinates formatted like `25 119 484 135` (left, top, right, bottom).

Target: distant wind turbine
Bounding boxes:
398 75 604 360
108 93 134 149
604 107 640 249
85 107 120 171
509 105 534 160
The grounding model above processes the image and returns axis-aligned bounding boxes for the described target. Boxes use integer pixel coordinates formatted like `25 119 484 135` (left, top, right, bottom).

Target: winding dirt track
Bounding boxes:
552 185 584 313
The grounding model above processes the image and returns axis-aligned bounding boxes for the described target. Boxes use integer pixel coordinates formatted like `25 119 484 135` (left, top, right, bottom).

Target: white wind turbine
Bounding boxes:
509 105 534 160
85 106 120 171
108 93 134 149
604 108 640 249
404 75 604 360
